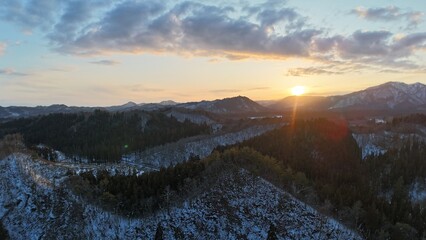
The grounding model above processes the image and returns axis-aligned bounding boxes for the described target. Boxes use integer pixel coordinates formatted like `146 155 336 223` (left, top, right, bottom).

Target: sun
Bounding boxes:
291 86 306 96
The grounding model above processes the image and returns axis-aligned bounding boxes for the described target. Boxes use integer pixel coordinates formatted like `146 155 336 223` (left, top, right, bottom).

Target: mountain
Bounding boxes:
329 82 426 111
268 96 331 111
1 82 425 119
105 101 139 111
0 104 95 119
159 100 178 106
268 82 426 112
178 96 267 113
0 96 266 119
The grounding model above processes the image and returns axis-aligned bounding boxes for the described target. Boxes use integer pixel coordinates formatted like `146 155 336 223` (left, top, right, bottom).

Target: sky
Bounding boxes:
0 0 426 106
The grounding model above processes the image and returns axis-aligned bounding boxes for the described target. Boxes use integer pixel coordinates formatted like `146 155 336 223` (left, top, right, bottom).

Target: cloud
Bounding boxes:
312 31 426 70
352 6 423 28
0 0 62 30
48 66 77 72
0 42 5 55
90 60 121 66
1 1 319 59
129 85 164 93
247 87 269 91
210 89 240 94
287 67 343 76
0 68 29 76
55 1 321 59
1 1 426 72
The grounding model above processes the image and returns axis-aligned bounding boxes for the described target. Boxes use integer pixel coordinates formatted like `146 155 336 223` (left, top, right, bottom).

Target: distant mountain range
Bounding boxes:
1 82 425 119
0 100 179 119
268 82 426 112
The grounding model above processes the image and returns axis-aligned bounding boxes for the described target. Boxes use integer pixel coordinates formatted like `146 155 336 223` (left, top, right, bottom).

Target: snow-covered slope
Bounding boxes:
352 123 426 159
268 82 426 112
330 82 426 110
0 154 362 239
124 124 282 169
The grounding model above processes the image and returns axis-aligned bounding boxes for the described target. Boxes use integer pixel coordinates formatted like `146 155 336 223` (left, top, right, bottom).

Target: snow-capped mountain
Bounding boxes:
330 82 426 110
1 82 424 119
178 96 267 113
268 82 426 112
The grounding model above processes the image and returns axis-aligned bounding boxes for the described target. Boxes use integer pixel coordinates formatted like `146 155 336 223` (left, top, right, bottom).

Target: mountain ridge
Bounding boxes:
1 82 425 119
269 81 426 112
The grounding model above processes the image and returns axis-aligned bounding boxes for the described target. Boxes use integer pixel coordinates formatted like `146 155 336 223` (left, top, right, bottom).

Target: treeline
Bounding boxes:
392 113 426 126
232 118 426 239
59 117 426 238
363 141 426 238
0 134 26 159
236 119 364 207
68 147 295 218
0 110 210 162
69 155 206 216
0 221 8 240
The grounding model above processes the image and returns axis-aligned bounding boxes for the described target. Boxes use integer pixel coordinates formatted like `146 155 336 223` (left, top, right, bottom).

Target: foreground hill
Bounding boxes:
0 148 361 239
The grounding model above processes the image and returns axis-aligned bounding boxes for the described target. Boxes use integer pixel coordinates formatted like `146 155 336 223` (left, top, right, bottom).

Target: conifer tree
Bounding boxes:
154 222 164 240
267 223 278 240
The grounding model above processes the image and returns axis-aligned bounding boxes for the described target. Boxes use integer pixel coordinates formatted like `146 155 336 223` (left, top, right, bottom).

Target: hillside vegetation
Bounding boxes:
233 119 426 239
0 110 210 162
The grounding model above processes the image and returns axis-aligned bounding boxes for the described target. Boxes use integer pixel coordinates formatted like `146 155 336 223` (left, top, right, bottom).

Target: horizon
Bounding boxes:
1 1 426 106
1 80 424 108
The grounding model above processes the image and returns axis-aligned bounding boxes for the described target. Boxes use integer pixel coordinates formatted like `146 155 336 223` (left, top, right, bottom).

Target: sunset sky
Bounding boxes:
1 0 426 106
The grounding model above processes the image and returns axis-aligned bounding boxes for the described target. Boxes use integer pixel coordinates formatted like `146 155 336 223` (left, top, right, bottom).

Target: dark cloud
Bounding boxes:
256 8 300 28
336 30 393 57
311 31 426 70
90 60 120 66
1 1 426 72
351 6 423 28
59 1 320 59
0 0 61 30
0 68 29 76
48 1 109 45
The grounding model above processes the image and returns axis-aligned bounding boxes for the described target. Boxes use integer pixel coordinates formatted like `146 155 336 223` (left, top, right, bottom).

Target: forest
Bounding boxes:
70 118 426 239
0 110 210 162
3 114 425 239
0 221 8 240
235 118 426 239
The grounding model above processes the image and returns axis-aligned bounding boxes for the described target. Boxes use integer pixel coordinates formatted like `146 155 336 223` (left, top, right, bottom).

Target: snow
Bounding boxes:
410 180 426 203
352 131 425 159
123 124 282 169
0 153 363 240
331 82 426 109
352 134 388 159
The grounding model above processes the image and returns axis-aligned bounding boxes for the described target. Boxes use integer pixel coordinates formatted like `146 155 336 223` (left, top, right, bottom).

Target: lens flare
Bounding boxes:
291 86 305 96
